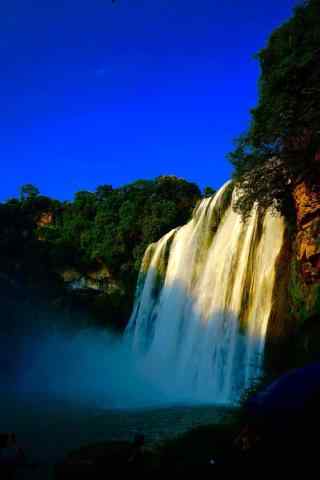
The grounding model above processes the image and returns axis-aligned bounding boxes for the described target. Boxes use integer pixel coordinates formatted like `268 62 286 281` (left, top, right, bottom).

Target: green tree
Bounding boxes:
229 0 320 219
1 175 201 329
96 184 113 201
20 184 40 201
203 186 216 198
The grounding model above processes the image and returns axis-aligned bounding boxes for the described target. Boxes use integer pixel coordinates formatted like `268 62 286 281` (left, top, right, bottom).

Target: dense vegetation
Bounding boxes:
46 176 201 278
0 176 204 328
229 0 320 219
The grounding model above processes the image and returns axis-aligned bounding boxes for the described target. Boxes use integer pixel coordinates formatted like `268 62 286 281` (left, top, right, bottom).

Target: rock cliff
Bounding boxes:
293 177 320 284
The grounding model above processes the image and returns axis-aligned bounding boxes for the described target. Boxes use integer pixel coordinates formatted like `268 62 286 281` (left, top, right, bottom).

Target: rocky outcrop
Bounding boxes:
55 262 130 329
265 175 320 372
36 211 55 241
58 264 115 293
60 269 82 283
36 211 54 227
293 178 320 283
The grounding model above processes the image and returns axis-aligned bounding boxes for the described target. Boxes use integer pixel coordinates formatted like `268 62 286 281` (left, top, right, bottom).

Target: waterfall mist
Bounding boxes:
2 324 175 410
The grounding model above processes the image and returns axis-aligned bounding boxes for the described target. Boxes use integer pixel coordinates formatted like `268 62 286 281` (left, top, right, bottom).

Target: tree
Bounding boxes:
203 186 216 198
20 184 40 201
229 0 320 219
96 184 113 201
0 175 202 330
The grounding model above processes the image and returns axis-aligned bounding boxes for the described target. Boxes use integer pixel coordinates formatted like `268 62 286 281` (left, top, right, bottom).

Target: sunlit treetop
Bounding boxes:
229 0 320 219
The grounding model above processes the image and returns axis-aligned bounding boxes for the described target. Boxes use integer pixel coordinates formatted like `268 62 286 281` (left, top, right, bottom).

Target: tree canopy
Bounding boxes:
46 176 200 279
229 0 320 219
20 184 40 201
0 176 201 288
0 176 202 328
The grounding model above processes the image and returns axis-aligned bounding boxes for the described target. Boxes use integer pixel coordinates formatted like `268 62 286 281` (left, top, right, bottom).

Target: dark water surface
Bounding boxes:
1 393 235 478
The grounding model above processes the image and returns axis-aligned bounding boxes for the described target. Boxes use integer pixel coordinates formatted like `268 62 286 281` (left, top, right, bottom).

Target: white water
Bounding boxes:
126 182 285 405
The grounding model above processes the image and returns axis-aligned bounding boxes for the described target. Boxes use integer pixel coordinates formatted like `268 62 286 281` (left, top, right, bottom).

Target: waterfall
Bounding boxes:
126 182 285 405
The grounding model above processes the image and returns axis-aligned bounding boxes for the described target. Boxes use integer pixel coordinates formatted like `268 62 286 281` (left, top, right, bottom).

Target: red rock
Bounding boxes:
293 178 320 283
36 211 54 227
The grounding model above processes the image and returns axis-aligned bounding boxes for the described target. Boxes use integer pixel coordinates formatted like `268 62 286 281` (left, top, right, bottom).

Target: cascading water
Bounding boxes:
126 182 285 405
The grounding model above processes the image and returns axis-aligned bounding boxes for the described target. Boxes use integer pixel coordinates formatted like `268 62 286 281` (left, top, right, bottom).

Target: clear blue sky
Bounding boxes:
1 0 300 201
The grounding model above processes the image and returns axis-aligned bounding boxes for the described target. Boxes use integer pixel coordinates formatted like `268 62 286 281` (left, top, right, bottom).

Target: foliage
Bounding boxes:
0 193 59 280
203 186 216 198
20 183 40 201
229 0 320 219
47 176 200 283
0 176 201 327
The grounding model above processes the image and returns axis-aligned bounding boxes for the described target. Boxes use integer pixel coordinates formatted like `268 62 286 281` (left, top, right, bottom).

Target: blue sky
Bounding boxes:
1 0 300 201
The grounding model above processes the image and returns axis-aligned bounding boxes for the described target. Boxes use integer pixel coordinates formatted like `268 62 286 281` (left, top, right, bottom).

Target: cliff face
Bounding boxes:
265 176 320 372
293 178 320 284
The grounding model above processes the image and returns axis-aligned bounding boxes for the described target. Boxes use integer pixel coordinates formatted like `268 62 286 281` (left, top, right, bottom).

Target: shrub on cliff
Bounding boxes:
229 0 320 219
